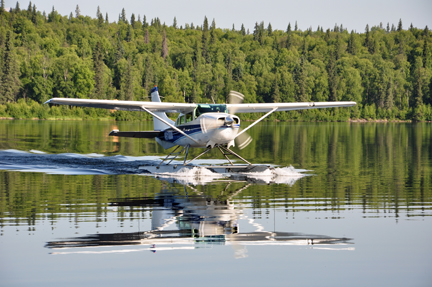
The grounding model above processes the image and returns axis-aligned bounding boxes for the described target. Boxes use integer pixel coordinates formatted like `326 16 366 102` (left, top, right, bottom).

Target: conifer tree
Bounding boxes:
324 29 330 43
364 24 372 52
295 21 298 31
384 78 394 109
15 1 20 12
253 22 259 41
97 6 104 25
210 28 217 45
48 6 56 23
1 31 21 103
121 8 126 23
75 5 80 18
113 34 125 90
142 56 153 91
0 1 4 18
240 24 245 36
271 76 280 103
126 25 133 42
347 31 354 54
202 17 210 63
31 4 37 24
267 23 272 35
295 57 306 102
301 38 308 57
142 15 147 28
131 13 135 27
162 29 169 60
397 19 403 31
334 34 342 60
203 16 209 33
286 33 292 49
93 42 105 99
287 23 291 33
121 58 134 101
105 13 108 23
173 17 177 29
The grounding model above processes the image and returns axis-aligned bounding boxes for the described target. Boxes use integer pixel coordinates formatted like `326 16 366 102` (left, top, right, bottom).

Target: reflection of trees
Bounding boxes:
1 122 432 228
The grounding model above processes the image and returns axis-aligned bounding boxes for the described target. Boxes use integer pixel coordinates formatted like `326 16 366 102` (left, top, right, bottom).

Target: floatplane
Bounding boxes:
45 87 355 173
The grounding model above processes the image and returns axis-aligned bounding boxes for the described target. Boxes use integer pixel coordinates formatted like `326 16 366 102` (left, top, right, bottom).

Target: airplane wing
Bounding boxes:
227 101 356 113
44 98 197 114
45 98 356 114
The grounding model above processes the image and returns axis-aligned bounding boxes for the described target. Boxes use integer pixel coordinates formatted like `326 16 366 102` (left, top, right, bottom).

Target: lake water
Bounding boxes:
0 120 431 287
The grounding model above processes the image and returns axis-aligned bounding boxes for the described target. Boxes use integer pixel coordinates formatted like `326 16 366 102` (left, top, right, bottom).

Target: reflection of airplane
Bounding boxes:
46 183 353 257
45 88 355 170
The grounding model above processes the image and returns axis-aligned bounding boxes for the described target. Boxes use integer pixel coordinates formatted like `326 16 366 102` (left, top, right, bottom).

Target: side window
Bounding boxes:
185 113 193 123
179 115 185 125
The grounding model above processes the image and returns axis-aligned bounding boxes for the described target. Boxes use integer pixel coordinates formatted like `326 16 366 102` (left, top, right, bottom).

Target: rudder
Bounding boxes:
150 86 174 131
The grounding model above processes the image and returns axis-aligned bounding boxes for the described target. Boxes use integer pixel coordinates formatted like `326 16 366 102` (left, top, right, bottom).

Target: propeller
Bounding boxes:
228 91 253 150
199 91 253 150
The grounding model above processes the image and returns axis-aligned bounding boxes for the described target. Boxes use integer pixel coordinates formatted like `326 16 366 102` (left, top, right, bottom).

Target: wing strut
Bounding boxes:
141 106 201 145
235 108 278 139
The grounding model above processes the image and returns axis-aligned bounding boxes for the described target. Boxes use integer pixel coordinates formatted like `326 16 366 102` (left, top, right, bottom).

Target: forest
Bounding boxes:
0 1 431 121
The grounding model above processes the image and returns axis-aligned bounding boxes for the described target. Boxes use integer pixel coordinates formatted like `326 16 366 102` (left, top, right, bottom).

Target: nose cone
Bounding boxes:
200 113 240 147
209 124 238 144
224 116 234 126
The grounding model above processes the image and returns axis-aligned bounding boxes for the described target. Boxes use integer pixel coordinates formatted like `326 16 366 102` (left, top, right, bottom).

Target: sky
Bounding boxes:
4 0 432 33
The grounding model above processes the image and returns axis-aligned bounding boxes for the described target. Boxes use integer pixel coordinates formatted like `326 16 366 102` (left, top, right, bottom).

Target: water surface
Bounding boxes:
0 120 431 286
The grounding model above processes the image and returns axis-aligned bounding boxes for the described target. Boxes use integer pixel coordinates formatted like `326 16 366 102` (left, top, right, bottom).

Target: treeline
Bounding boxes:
0 2 431 121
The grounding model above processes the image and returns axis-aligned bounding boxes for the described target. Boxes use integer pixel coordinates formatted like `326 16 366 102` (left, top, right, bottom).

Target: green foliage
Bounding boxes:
0 7 431 121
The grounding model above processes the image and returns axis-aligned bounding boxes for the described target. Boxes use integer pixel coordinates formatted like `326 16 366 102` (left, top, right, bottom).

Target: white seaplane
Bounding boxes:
45 87 355 173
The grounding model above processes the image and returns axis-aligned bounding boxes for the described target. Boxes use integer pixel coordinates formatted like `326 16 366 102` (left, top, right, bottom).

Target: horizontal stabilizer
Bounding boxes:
109 130 163 138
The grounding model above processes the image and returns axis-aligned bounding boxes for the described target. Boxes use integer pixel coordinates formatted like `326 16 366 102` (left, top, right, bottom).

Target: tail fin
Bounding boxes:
150 86 174 131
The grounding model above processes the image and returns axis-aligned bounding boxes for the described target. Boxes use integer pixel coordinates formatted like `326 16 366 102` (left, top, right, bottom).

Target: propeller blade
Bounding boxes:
235 128 253 150
229 91 253 149
200 116 225 134
229 91 245 114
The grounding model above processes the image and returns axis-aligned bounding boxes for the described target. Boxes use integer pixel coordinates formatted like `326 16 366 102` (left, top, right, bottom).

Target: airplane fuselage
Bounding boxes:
158 112 240 148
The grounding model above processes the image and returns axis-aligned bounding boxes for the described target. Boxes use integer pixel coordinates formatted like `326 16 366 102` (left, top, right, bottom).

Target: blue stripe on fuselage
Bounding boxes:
158 124 238 143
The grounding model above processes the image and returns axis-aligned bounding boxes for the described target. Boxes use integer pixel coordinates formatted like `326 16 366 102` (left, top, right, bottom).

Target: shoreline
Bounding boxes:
1 117 430 123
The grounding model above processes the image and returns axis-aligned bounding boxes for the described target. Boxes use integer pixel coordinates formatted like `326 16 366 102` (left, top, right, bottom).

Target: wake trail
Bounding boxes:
0 149 310 185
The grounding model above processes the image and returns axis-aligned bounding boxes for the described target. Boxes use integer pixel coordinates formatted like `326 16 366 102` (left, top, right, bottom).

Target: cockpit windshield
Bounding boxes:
195 104 228 117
